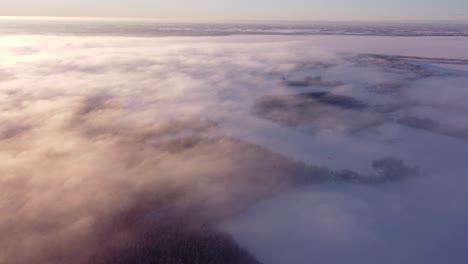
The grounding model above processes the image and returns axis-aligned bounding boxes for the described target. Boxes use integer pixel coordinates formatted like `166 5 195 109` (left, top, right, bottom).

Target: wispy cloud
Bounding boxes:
1 34 468 264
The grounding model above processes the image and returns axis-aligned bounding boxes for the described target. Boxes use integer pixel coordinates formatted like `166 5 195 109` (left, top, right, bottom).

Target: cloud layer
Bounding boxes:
1 34 468 264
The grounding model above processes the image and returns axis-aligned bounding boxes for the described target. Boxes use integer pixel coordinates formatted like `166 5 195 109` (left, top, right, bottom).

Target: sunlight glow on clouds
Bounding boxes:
1 32 468 263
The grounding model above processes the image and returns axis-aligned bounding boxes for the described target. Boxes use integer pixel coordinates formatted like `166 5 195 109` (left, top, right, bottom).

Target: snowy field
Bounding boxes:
1 20 468 263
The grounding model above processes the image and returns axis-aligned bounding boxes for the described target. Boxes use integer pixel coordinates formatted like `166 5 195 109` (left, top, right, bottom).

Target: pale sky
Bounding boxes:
1 0 468 21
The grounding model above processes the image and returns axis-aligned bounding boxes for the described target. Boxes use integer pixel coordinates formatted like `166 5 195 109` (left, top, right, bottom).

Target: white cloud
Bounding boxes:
0 34 468 264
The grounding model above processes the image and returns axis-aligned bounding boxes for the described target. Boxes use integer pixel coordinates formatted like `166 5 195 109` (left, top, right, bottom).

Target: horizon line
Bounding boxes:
1 15 468 24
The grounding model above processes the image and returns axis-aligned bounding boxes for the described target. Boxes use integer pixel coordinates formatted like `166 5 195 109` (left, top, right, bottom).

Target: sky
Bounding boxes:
1 0 468 22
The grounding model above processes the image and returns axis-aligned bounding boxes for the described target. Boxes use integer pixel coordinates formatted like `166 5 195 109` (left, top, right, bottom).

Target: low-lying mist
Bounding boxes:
1 34 467 264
